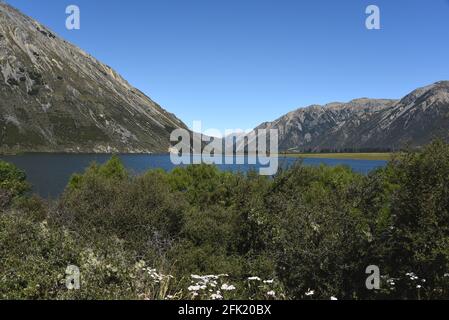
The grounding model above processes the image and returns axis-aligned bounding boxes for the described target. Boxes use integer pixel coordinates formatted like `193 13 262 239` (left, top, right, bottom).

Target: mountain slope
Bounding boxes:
0 3 187 154
255 81 449 152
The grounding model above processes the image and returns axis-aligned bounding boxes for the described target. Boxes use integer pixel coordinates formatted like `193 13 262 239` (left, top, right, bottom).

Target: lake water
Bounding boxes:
0 154 387 198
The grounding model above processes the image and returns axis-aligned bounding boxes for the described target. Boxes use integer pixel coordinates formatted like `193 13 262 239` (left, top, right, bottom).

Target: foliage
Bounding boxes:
0 160 30 198
1 141 449 299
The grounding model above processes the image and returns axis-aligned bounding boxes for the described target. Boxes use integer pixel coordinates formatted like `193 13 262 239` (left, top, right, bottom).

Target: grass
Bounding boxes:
282 153 392 161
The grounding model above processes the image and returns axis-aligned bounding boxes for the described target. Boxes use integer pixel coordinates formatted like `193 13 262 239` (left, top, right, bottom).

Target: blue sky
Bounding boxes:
6 0 449 132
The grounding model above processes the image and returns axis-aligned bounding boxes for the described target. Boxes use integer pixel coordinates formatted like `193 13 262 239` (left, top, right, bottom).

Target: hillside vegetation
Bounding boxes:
1 141 449 300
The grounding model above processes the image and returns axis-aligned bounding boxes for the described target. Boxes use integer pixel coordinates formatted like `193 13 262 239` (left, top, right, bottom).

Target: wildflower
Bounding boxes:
331 296 338 300
135 260 146 270
267 291 276 297
248 276 262 281
416 285 422 289
444 273 449 278
190 274 220 285
387 278 396 286
211 293 223 300
305 289 315 296
221 284 236 291
406 272 418 281
145 268 167 283
188 285 201 291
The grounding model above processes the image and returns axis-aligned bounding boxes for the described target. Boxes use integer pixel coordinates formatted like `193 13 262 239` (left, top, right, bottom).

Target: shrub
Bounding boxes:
2 141 449 299
268 164 371 299
56 158 185 263
377 140 449 299
0 161 30 198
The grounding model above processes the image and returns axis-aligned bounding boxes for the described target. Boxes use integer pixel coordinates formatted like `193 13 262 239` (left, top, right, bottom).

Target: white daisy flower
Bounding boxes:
305 289 315 296
221 284 236 291
248 276 262 281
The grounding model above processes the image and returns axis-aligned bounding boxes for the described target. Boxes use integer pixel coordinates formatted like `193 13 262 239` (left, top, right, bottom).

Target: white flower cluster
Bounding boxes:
143 267 173 283
246 276 279 298
406 272 419 281
188 274 231 299
266 290 276 297
210 293 223 300
305 289 315 296
221 283 236 291
405 272 427 289
386 278 396 287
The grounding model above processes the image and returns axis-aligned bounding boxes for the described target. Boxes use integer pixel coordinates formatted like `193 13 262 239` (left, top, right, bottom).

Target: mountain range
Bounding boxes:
255 81 449 152
1 3 449 155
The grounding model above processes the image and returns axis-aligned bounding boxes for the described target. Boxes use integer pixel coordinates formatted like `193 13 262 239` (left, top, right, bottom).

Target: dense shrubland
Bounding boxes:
1 141 449 300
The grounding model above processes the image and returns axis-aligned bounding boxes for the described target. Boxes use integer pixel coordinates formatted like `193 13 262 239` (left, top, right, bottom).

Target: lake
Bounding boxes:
0 154 387 198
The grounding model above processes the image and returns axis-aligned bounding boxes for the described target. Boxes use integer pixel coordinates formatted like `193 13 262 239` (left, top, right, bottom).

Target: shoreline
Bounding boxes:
1 151 392 161
282 153 392 161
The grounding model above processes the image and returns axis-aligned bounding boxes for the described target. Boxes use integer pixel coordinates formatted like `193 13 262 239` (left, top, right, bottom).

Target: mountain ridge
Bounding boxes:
255 81 449 152
0 2 187 154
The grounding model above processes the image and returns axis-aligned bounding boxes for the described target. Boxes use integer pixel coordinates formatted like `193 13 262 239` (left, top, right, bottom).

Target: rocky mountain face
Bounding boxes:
256 81 449 152
0 3 187 154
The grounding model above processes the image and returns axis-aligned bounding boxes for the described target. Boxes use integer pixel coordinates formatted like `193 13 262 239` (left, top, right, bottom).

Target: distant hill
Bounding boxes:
255 81 449 152
0 3 187 154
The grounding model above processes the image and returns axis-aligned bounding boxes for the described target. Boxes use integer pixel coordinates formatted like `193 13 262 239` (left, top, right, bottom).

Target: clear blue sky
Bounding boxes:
6 0 449 132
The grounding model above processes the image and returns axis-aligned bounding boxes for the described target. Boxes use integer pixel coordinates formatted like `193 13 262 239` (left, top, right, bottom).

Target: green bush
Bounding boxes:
57 159 185 263
377 140 449 299
0 161 30 198
2 141 449 299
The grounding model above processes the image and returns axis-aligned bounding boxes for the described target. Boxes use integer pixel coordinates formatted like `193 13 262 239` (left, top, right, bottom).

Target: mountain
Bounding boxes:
0 3 187 154
255 81 449 152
